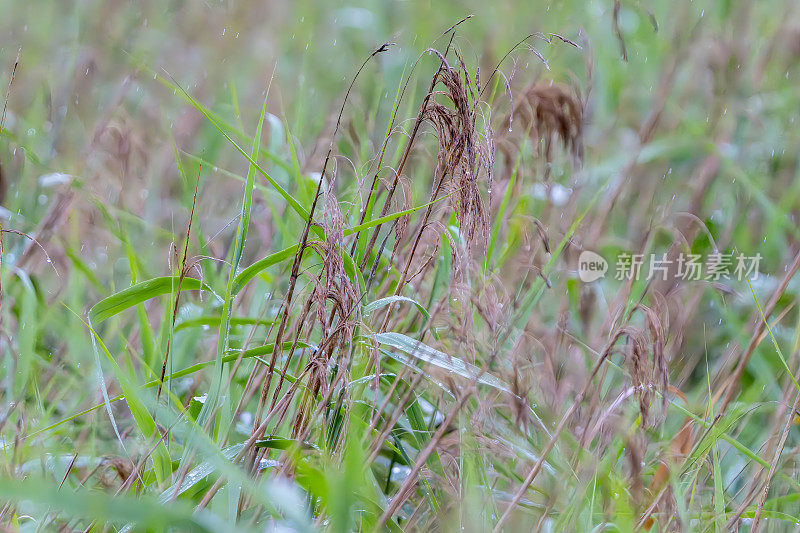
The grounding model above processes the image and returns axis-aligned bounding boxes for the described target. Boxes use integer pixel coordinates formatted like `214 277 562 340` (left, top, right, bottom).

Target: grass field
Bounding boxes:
2 0 800 531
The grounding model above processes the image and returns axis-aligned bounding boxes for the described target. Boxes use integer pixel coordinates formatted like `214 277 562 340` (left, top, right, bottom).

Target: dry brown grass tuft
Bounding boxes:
624 305 668 428
499 81 583 177
422 49 494 256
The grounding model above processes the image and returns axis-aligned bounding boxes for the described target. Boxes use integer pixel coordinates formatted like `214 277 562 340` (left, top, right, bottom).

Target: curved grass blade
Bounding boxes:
232 243 299 294
374 332 512 394
364 296 430 323
89 276 215 324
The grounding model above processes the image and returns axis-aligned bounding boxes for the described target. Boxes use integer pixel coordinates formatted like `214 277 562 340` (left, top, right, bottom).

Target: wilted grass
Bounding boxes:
2 0 800 531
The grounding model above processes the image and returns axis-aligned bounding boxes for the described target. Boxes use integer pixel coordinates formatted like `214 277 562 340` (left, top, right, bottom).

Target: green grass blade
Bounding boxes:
374 332 512 393
89 277 214 324
364 296 430 323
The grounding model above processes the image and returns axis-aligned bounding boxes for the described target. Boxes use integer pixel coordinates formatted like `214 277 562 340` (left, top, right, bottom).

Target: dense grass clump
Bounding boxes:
2 1 800 531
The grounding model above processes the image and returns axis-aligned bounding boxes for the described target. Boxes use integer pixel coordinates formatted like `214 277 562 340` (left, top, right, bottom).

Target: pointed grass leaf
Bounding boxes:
89 277 215 324
374 332 512 394
364 296 430 323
